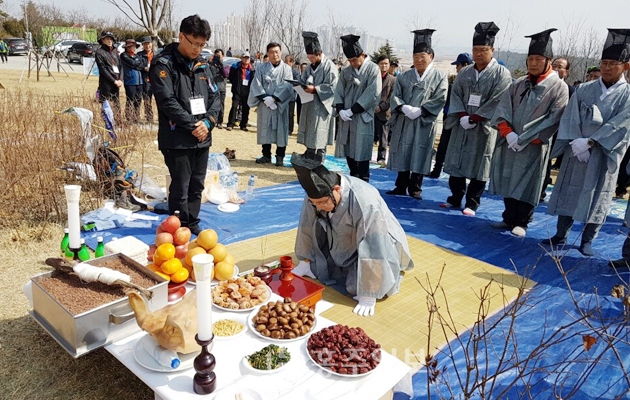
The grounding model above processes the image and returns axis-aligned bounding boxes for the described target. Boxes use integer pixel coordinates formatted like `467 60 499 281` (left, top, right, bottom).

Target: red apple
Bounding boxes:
155 232 174 247
156 225 164 235
173 227 192 246
148 244 157 261
175 243 189 259
160 215 181 235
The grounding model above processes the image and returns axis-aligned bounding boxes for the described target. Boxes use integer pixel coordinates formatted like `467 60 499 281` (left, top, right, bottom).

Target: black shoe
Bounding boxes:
578 242 594 257
409 191 422 200
275 156 284 166
386 188 407 195
541 235 566 245
240 127 249 131
256 156 271 164
428 168 441 179
610 258 630 269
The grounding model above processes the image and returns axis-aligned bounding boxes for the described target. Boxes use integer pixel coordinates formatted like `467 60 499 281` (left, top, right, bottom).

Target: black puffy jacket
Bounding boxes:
150 43 221 150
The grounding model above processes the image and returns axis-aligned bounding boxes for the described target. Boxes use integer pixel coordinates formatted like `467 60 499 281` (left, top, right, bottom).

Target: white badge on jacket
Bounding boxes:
242 79 249 86
189 97 206 115
468 94 481 107
112 65 119 74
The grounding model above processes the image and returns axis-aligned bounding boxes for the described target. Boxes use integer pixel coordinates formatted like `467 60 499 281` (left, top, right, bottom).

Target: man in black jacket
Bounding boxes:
374 55 396 165
95 31 123 123
226 52 254 131
150 15 221 235
208 48 228 129
138 36 155 122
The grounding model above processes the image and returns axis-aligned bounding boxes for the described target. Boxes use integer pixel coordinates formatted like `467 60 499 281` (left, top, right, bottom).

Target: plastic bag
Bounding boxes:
132 172 166 200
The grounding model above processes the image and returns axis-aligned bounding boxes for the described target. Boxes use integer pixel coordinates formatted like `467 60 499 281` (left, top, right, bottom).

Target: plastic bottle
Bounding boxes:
141 338 181 369
247 174 256 197
95 236 105 258
78 239 91 262
232 172 239 192
60 228 69 257
174 210 181 220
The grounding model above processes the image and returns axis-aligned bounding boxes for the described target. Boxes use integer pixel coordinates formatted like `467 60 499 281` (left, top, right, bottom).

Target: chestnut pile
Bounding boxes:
252 298 315 339
307 325 381 375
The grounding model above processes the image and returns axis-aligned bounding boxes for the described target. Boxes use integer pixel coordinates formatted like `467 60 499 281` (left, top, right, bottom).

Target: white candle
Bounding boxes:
192 253 214 341
64 185 82 250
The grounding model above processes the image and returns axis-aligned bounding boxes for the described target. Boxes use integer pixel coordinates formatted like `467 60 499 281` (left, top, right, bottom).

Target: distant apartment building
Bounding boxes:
211 13 245 51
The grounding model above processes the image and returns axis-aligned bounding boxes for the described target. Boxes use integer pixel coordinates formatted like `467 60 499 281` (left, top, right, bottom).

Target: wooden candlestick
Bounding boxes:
193 334 216 394
279 255 294 282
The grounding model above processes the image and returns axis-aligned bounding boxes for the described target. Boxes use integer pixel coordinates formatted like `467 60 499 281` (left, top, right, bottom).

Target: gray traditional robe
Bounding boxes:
443 59 512 181
489 72 569 205
247 60 295 146
297 55 338 149
295 175 414 299
333 60 382 161
387 65 448 174
547 77 630 224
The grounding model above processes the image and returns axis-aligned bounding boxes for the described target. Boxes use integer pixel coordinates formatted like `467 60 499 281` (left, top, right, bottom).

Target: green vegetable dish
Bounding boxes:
246 344 291 370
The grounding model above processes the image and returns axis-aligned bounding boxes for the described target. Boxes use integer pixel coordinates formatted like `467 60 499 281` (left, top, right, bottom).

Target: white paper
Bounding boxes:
242 79 249 86
189 97 206 115
112 65 119 74
295 86 314 104
468 94 482 107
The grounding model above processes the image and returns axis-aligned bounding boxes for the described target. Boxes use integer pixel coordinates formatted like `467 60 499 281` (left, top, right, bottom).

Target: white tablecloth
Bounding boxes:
105 295 413 400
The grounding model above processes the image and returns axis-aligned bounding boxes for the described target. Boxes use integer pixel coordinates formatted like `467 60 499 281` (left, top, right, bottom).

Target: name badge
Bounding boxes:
243 79 249 86
189 97 206 115
468 94 482 107
147 62 151 69
112 65 119 74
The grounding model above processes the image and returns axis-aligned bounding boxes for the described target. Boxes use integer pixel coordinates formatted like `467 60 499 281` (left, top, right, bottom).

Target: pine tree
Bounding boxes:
370 41 398 64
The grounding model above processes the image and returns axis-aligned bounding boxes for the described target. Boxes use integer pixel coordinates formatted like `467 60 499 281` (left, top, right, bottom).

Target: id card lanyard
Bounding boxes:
188 65 207 116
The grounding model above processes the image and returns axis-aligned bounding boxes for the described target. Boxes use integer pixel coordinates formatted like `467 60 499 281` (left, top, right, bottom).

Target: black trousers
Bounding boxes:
395 171 423 194
262 144 286 158
346 157 370 182
161 147 209 231
616 148 630 196
447 176 486 211
0 52 7 62
141 82 153 121
296 97 302 124
503 198 535 228
217 90 226 124
124 84 143 123
622 233 630 260
434 127 452 171
374 118 389 161
555 215 601 245
288 100 296 133
228 93 250 128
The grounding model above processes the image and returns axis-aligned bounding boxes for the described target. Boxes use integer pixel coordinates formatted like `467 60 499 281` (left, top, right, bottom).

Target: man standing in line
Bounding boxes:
441 22 512 216
429 52 472 178
138 36 155 123
296 31 338 163
209 48 228 129
543 28 630 256
249 42 295 166
385 29 448 199
0 38 8 63
95 31 123 123
334 34 382 182
373 55 396 166
285 55 300 134
150 15 221 235
226 52 254 131
488 29 569 237
120 39 144 124
226 47 232 57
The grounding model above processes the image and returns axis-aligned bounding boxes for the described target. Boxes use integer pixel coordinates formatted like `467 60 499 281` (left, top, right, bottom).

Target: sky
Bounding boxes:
5 0 630 56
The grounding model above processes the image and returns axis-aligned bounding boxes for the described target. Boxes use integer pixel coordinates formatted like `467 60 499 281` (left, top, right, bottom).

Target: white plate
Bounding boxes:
188 265 240 286
133 335 198 373
212 285 271 312
248 307 316 343
241 352 291 375
213 388 262 400
305 341 379 378
217 203 240 213
212 316 248 341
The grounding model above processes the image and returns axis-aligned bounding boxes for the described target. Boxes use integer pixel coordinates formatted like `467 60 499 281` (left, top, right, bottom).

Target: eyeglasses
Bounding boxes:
309 196 332 208
182 34 206 50
600 61 624 69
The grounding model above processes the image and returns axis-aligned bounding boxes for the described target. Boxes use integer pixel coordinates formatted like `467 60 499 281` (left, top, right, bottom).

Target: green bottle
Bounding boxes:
95 236 105 258
78 239 91 262
60 228 69 257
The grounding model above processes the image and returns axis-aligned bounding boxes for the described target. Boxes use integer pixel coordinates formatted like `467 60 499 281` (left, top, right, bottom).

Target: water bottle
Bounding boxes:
95 236 105 258
78 239 91 261
60 228 69 257
232 172 239 192
247 174 256 197
142 338 181 369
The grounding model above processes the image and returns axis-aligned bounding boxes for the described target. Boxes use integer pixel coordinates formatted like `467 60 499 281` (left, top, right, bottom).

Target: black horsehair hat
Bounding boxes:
340 34 363 59
473 22 500 46
602 28 630 62
303 31 322 55
412 29 436 54
526 28 557 58
291 153 339 199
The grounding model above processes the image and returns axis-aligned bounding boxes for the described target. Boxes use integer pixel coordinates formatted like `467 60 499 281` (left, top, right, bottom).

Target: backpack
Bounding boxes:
92 146 134 197
0 41 8 52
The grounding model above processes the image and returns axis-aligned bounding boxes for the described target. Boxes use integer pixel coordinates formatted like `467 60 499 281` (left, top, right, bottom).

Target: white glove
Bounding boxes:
511 142 526 152
407 107 423 120
269 102 278 110
570 138 591 156
352 296 376 317
339 109 353 122
401 105 413 116
263 96 276 108
506 132 518 147
576 150 590 163
293 260 316 279
459 116 477 130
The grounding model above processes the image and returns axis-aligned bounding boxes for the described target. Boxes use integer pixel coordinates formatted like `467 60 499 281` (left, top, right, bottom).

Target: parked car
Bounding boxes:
49 40 85 57
222 57 240 76
4 38 29 55
67 42 97 64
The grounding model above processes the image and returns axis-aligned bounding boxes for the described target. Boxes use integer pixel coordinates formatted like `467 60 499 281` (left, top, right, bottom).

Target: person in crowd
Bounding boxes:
150 14 220 235
138 36 155 122
610 195 630 269
296 31 338 163
586 66 601 81
120 39 144 124
95 31 123 123
334 34 382 182
227 51 254 131
386 30 448 198
441 22 512 216
0 38 8 63
209 48 228 129
285 55 300 134
488 29 569 237
226 47 232 57
300 62 307 73
429 52 472 178
373 55 396 166
248 42 295 166
543 28 630 257
389 60 399 76
290 153 414 317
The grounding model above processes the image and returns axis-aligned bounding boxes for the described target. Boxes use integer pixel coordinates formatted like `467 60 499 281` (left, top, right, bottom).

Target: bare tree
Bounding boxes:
242 0 272 56
102 0 170 43
266 0 309 62
324 6 348 63
494 12 523 67
553 13 603 84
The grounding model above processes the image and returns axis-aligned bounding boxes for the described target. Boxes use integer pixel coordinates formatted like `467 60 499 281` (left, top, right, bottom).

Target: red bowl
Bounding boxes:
167 279 188 302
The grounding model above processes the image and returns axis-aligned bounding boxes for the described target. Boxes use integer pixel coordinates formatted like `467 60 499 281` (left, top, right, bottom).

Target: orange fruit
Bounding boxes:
153 252 166 267
161 258 183 275
208 243 227 263
170 267 189 283
197 229 218 251
156 243 176 261
146 263 161 273
223 253 235 266
185 247 207 267
214 260 235 281
154 270 170 281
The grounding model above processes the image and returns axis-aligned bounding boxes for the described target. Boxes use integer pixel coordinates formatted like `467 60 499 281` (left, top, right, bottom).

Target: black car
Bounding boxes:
5 38 28 55
67 42 96 64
